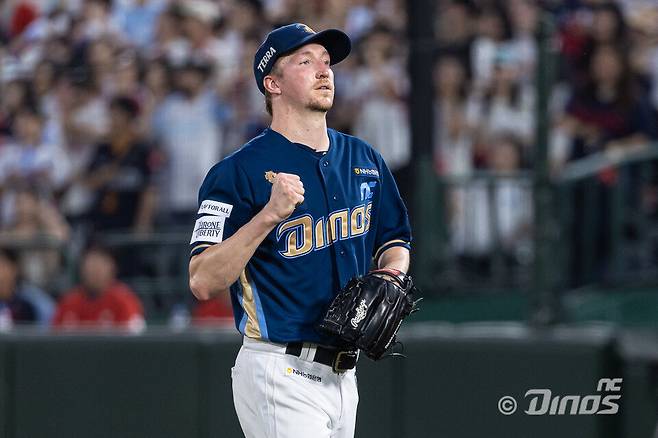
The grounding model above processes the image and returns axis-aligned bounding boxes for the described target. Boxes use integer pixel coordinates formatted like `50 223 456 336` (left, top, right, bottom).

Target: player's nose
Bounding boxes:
315 64 330 79
315 66 329 79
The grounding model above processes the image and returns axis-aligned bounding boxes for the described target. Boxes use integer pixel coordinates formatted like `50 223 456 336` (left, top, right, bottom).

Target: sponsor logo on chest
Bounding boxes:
353 167 380 177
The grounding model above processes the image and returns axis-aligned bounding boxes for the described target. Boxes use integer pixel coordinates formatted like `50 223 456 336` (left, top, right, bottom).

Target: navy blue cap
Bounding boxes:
253 23 351 95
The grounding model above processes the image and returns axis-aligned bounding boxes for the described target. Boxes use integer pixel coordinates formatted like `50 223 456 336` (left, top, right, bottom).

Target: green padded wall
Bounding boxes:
11 334 202 438
398 325 620 438
1 325 656 438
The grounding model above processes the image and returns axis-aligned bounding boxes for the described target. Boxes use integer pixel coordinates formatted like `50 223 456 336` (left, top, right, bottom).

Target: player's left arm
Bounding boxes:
377 246 410 273
371 151 412 271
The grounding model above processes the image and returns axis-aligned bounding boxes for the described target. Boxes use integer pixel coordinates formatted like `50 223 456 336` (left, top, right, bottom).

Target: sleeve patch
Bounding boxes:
197 200 233 217
190 216 226 244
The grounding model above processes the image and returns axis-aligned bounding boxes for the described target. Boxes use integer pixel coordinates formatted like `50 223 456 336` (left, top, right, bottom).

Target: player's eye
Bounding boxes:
300 59 310 65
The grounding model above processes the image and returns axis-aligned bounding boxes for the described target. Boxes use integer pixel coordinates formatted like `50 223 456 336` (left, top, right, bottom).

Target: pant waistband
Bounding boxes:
242 337 358 373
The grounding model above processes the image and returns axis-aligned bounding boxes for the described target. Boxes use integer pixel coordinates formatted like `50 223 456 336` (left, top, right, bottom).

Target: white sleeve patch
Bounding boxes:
190 216 226 244
197 200 233 217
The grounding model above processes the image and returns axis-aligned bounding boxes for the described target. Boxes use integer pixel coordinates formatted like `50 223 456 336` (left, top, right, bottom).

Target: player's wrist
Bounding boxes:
370 268 406 280
257 205 284 228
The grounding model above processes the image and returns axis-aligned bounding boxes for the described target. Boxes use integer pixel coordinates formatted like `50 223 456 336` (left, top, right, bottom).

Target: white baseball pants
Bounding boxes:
231 337 359 438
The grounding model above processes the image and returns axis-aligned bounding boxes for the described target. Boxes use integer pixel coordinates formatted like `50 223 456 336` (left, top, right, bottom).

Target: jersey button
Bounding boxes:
339 250 346 256
323 161 329 167
332 195 337 201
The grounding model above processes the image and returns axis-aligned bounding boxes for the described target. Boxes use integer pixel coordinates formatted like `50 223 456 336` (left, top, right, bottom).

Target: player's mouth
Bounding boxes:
315 84 333 91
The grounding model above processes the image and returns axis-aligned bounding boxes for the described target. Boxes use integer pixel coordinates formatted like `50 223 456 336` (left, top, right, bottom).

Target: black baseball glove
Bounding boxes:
317 268 420 361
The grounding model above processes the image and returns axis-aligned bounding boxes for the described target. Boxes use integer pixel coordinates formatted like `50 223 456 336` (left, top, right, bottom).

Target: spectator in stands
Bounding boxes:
470 47 535 156
212 0 264 96
151 58 225 226
450 134 532 269
435 0 476 78
433 54 477 177
505 0 538 84
53 244 145 332
221 34 270 149
32 60 65 146
83 95 156 233
78 0 122 41
560 1 631 86
0 104 71 225
191 293 234 327
151 5 188 63
343 0 377 40
590 2 630 47
559 43 657 164
0 186 70 290
112 0 167 50
179 0 228 83
0 247 55 330
625 1 658 109
110 50 144 101
352 23 411 172
141 58 173 134
471 3 514 93
57 69 110 222
0 78 33 140
87 36 119 96
557 40 657 286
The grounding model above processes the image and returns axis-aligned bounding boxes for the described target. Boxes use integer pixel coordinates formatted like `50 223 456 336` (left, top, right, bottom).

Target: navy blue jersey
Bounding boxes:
190 128 411 344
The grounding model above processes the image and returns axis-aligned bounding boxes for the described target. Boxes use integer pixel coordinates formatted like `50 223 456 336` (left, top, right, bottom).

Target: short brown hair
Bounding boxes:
265 90 273 116
264 61 283 117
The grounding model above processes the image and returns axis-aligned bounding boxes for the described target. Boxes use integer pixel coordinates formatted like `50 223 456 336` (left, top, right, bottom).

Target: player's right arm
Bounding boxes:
189 171 304 301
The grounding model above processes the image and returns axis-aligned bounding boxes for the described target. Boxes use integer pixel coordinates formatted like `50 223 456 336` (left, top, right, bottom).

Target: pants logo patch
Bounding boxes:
286 367 322 383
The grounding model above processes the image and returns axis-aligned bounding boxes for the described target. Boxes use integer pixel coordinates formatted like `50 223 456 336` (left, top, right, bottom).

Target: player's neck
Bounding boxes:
270 109 329 152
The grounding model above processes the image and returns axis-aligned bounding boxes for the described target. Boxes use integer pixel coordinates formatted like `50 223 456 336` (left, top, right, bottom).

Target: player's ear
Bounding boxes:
263 75 281 96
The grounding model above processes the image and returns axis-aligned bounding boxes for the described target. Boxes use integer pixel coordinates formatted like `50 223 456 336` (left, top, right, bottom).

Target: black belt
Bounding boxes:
285 342 358 373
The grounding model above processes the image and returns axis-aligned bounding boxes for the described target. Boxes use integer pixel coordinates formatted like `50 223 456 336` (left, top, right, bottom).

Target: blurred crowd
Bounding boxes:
0 0 409 329
432 0 658 282
1 0 658 328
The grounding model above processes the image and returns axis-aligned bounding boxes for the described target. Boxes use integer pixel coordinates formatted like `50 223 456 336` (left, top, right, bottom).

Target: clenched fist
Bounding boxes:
263 172 305 223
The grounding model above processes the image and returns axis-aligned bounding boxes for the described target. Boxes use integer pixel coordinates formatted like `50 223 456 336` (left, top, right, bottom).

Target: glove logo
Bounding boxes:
350 299 368 328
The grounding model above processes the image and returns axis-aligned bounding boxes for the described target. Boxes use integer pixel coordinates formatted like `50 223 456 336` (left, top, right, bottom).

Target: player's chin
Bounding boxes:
307 97 333 113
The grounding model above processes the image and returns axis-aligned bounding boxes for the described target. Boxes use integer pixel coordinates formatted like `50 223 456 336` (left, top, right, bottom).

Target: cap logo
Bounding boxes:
257 46 277 73
299 24 315 34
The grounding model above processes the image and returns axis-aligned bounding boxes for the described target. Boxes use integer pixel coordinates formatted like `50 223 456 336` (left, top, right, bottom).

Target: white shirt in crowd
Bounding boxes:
152 90 223 213
450 179 532 256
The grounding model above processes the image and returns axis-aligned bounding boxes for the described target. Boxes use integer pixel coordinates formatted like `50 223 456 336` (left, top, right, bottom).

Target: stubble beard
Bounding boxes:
306 96 333 113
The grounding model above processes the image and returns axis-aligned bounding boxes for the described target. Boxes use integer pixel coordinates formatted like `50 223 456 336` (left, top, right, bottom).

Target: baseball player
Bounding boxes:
188 23 411 438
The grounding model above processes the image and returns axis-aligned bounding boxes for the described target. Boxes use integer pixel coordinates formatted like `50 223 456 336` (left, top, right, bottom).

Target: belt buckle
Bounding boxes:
332 350 358 373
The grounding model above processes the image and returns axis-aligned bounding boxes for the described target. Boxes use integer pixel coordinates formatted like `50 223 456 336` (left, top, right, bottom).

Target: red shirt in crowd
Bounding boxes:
192 297 233 326
53 281 145 332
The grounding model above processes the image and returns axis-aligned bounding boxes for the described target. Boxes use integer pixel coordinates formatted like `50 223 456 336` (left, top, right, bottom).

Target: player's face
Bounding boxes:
278 43 334 113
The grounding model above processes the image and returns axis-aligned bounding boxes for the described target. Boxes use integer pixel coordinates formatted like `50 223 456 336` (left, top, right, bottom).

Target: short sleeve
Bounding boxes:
189 157 254 257
372 154 412 263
